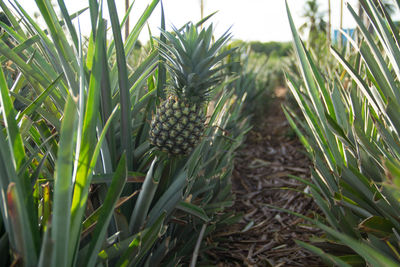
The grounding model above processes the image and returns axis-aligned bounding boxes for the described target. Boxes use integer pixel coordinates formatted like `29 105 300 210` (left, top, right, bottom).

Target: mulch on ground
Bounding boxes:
208 92 325 266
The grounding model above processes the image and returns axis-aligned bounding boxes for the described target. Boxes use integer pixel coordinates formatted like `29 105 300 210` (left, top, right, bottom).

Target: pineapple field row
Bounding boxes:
1 0 400 266
208 94 324 266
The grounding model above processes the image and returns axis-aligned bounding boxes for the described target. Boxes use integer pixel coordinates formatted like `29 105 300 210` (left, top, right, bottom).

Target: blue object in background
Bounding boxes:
333 28 355 46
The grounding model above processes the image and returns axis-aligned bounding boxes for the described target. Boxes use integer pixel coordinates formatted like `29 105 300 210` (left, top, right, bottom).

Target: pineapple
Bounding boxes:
150 23 233 155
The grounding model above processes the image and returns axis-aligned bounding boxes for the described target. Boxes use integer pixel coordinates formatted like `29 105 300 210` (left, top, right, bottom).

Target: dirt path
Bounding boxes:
208 91 325 266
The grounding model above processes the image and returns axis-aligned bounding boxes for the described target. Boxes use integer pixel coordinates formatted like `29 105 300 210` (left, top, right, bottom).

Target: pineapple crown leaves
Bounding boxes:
156 23 235 103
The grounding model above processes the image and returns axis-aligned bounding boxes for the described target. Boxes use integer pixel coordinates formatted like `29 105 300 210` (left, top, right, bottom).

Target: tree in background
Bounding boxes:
249 41 291 57
299 0 326 40
327 0 331 44
299 0 327 62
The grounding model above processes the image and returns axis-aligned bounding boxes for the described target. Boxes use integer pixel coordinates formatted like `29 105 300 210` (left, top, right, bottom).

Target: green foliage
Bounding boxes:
286 0 400 265
299 0 327 39
223 42 275 123
157 23 233 102
0 1 253 266
248 41 291 57
228 40 295 101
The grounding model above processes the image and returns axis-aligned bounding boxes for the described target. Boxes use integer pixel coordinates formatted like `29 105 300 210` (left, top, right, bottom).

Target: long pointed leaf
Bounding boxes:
86 154 127 267
51 95 77 267
107 0 132 168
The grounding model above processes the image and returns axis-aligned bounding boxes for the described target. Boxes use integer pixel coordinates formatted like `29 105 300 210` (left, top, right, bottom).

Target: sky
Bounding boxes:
17 0 364 43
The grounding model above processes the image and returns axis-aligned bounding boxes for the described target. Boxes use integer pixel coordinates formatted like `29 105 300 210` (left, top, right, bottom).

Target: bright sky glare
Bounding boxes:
15 0 365 42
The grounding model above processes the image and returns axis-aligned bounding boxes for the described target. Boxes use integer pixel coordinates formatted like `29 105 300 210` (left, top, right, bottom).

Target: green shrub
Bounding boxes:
249 41 291 57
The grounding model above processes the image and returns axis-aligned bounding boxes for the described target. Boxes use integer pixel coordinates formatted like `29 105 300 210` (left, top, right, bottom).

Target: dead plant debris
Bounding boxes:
208 96 325 267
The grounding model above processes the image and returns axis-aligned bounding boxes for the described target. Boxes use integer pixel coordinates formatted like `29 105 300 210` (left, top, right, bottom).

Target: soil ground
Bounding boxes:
208 88 325 266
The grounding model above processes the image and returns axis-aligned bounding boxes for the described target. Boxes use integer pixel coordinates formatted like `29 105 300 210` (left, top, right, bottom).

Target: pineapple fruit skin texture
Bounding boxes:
149 23 233 155
149 97 205 155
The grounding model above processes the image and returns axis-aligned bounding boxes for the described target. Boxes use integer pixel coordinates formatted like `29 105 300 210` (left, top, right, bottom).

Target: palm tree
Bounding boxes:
327 0 331 43
299 0 327 44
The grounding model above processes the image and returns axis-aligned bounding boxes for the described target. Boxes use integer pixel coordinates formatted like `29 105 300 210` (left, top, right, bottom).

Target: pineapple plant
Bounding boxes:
150 23 233 155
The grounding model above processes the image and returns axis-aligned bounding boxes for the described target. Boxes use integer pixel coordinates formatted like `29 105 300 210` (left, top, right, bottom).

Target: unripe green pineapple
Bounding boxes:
150 97 205 155
150 23 233 155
